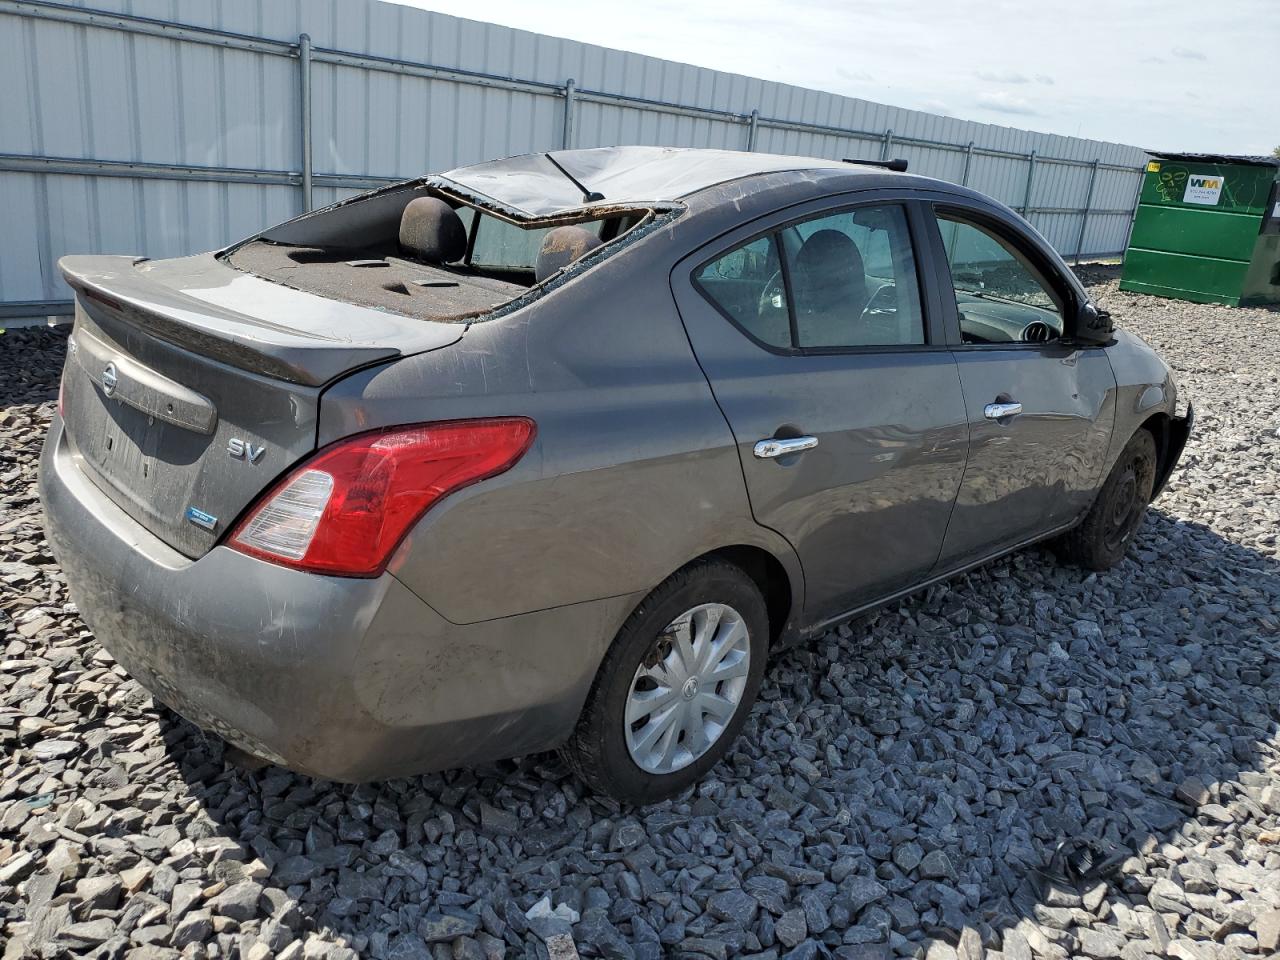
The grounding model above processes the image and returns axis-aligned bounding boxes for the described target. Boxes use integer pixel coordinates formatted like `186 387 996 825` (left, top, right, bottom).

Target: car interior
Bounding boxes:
226 191 650 322
695 206 924 350
940 216 1067 344
697 207 1068 349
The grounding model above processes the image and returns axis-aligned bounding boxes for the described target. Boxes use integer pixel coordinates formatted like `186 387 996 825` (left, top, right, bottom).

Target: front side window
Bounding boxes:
937 214 1065 344
694 203 925 351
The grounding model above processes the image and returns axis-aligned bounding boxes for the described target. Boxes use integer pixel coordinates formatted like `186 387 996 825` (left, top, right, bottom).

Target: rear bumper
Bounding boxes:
40 416 633 781
1152 402 1193 499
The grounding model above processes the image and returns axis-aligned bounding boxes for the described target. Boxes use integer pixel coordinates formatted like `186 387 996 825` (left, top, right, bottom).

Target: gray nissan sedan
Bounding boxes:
41 146 1190 803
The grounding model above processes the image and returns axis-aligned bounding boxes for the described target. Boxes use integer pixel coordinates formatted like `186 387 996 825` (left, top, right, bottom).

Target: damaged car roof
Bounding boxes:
441 146 876 217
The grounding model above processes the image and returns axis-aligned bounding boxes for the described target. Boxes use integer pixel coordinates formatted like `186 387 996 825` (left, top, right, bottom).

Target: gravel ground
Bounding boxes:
3 267 1279 960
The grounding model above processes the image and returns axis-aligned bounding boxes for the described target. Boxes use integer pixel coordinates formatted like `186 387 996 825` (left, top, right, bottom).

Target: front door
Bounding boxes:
928 208 1116 567
672 199 969 623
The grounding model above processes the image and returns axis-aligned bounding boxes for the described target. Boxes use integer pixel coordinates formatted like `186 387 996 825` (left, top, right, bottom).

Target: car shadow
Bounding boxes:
150 505 1279 958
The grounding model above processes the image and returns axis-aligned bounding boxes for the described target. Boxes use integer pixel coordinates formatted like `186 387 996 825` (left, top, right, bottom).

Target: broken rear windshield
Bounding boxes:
223 184 660 322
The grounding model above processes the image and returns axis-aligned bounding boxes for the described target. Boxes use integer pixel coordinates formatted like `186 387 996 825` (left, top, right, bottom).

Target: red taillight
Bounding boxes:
227 418 536 577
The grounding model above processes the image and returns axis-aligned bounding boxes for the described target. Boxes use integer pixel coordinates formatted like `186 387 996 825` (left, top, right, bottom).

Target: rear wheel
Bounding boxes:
561 559 768 804
1056 429 1157 570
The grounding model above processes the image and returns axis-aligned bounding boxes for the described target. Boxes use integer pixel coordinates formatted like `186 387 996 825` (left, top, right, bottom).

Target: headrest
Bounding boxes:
794 229 865 311
399 197 467 264
534 226 603 283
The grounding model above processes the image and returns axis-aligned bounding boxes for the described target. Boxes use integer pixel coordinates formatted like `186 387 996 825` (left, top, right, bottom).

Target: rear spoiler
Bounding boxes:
59 255 463 386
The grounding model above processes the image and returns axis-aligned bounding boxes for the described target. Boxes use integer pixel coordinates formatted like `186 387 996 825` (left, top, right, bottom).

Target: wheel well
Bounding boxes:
702 545 793 647
1138 412 1170 476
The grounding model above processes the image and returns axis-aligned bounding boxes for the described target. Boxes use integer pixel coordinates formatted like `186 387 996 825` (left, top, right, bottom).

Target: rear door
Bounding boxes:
672 194 969 624
924 205 1116 566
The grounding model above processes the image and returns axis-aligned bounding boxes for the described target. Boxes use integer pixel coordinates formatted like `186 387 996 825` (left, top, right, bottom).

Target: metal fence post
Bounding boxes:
562 79 576 150
746 109 759 152
960 141 974 186
1120 167 1146 259
1073 158 1100 265
1020 150 1037 217
880 129 894 161
298 33 313 212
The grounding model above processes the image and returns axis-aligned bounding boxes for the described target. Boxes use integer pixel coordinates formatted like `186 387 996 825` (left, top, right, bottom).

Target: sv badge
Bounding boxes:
227 438 266 463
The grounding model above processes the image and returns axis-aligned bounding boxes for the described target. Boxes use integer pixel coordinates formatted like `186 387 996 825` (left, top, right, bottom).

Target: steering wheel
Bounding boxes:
862 283 897 316
757 269 787 317
763 269 890 325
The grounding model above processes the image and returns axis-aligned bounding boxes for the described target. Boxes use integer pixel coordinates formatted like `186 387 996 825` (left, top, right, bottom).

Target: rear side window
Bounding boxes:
783 205 924 348
694 234 790 348
694 203 924 351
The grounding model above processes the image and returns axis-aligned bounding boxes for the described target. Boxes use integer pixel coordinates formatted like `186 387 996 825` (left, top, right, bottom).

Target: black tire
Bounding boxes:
1055 429 1157 571
560 558 769 805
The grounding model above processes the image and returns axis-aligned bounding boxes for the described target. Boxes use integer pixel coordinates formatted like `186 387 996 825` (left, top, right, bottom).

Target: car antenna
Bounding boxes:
841 157 909 172
545 153 606 203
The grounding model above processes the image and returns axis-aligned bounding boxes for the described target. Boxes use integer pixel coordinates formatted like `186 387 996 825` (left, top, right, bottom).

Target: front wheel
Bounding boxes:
1055 429 1157 570
560 559 768 804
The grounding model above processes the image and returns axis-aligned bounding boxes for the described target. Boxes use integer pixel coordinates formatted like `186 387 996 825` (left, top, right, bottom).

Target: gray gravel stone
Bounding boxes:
892 842 923 874
1078 928 1124 958
211 879 264 921
74 872 122 910
918 850 955 880
126 947 180 960
57 919 117 948
274 854 324 886
419 913 479 943
707 889 759 927
0 851 36 884
774 910 807 950
1000 929 1032 960
1255 910 1280 953
172 909 214 948
1166 941 1207 960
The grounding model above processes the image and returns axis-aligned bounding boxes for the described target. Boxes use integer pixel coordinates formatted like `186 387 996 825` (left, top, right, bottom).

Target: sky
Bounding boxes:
389 0 1277 156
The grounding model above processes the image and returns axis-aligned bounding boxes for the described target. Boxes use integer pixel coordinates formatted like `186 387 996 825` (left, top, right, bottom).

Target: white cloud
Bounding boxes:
976 70 1031 85
974 91 1041 116
1172 47 1208 60
835 67 873 83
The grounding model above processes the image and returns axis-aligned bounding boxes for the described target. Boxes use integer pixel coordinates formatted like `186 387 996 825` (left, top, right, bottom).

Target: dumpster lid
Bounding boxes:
1147 151 1280 169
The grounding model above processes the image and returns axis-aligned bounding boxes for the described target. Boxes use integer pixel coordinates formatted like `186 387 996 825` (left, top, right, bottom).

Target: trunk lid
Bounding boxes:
58 254 465 558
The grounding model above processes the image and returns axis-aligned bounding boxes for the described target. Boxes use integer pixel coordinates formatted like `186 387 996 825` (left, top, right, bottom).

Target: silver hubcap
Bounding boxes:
624 602 752 774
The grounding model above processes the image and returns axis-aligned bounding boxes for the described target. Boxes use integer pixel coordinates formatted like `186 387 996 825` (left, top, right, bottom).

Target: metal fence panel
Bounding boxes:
0 0 1148 309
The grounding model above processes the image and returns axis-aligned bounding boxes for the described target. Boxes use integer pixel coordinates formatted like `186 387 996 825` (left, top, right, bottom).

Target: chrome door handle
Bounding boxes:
984 401 1023 420
754 436 819 459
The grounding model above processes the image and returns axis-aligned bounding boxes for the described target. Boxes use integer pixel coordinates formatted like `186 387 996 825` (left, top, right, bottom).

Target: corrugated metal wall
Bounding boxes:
0 0 1149 312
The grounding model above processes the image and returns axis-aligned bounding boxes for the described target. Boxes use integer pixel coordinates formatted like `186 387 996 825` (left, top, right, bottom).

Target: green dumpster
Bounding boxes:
1120 152 1280 306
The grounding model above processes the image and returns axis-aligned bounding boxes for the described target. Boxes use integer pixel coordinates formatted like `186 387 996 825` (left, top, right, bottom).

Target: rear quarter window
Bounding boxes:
694 234 791 348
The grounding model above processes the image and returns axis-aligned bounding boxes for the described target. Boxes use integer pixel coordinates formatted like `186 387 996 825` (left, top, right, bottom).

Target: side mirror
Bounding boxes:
1072 301 1113 345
